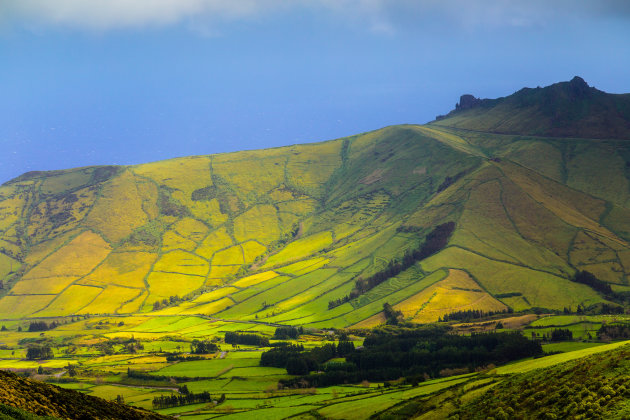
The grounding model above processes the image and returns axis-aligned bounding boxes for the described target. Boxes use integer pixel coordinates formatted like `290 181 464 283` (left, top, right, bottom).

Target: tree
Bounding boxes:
286 357 309 375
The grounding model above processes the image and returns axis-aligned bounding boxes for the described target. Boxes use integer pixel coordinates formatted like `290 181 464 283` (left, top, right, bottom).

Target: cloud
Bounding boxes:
1 0 628 33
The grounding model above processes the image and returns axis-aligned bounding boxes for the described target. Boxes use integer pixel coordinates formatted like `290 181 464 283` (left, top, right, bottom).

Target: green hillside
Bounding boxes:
2 112 630 325
433 76 630 140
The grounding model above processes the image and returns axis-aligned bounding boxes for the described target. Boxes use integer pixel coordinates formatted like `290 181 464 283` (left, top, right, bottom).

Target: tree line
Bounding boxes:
329 222 455 309
439 308 511 322
152 391 215 409
276 325 541 388
224 332 269 347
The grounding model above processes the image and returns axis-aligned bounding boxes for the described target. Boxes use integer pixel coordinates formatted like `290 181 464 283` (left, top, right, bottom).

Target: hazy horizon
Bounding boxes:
2 0 630 183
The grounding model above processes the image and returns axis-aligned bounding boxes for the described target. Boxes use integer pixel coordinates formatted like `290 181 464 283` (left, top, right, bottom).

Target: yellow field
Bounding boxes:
118 291 148 314
274 257 330 276
285 141 341 194
212 155 286 200
241 241 267 264
0 295 56 318
85 170 149 243
208 265 240 279
77 286 142 314
421 247 603 310
171 218 209 243
161 231 197 251
212 245 244 265
152 250 209 276
132 156 212 193
396 269 508 323
146 272 205 301
10 277 77 295
263 231 333 267
22 231 111 280
232 271 278 288
191 287 239 304
35 285 103 316
78 251 156 288
276 199 319 216
233 204 281 244
196 227 233 260
179 296 234 315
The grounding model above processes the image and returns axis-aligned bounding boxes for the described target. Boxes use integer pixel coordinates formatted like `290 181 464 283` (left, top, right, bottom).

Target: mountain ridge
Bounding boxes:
434 76 630 140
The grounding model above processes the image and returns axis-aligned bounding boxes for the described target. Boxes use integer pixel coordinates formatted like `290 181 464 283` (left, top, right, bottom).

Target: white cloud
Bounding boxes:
1 0 627 32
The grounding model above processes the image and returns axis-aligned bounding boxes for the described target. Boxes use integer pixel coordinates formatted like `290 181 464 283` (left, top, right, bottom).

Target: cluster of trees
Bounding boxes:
152 391 213 409
224 332 269 347
278 325 541 388
26 344 54 360
329 222 455 309
261 341 355 375
28 321 59 332
439 308 511 322
598 323 630 340
190 339 219 354
152 295 181 311
273 326 303 340
571 271 613 295
550 328 573 341
383 302 403 325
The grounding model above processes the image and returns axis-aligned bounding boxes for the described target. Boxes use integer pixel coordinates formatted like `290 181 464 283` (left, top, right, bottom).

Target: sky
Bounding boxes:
1 0 630 184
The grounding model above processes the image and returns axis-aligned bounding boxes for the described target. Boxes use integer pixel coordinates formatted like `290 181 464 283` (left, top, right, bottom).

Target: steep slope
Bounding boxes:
433 76 630 140
0 369 168 419
1 80 630 326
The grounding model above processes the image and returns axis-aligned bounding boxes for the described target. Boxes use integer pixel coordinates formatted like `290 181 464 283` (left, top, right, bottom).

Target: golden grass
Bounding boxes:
196 227 233 260
276 199 319 216
133 155 212 193
191 287 239 304
395 269 508 323
78 251 157 288
152 250 209 276
212 156 286 198
421 247 603 310
85 170 149 243
0 253 19 279
233 204 281 244
171 218 209 243
10 277 77 295
23 231 111 279
209 265 240 279
179 296 234 315
118 291 148 314
285 141 341 194
77 286 142 314
264 231 332 268
161 230 197 251
241 241 267 264
146 272 205 301
213 245 244 265
275 257 330 276
0 295 56 318
232 271 278 288
35 285 103 316
0 187 27 231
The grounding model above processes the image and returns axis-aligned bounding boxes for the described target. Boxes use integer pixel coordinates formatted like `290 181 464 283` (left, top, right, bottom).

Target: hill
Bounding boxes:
433 76 630 139
1 78 630 327
0 369 168 419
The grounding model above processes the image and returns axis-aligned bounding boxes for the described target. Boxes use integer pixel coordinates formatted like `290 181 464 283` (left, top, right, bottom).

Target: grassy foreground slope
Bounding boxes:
0 369 168 420
1 78 630 325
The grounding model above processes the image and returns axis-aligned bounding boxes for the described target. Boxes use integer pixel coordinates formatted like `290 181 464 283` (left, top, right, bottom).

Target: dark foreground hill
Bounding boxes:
0 370 169 420
434 76 630 139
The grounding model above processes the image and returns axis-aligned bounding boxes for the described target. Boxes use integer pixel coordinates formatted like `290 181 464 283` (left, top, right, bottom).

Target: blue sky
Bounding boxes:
1 0 630 183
